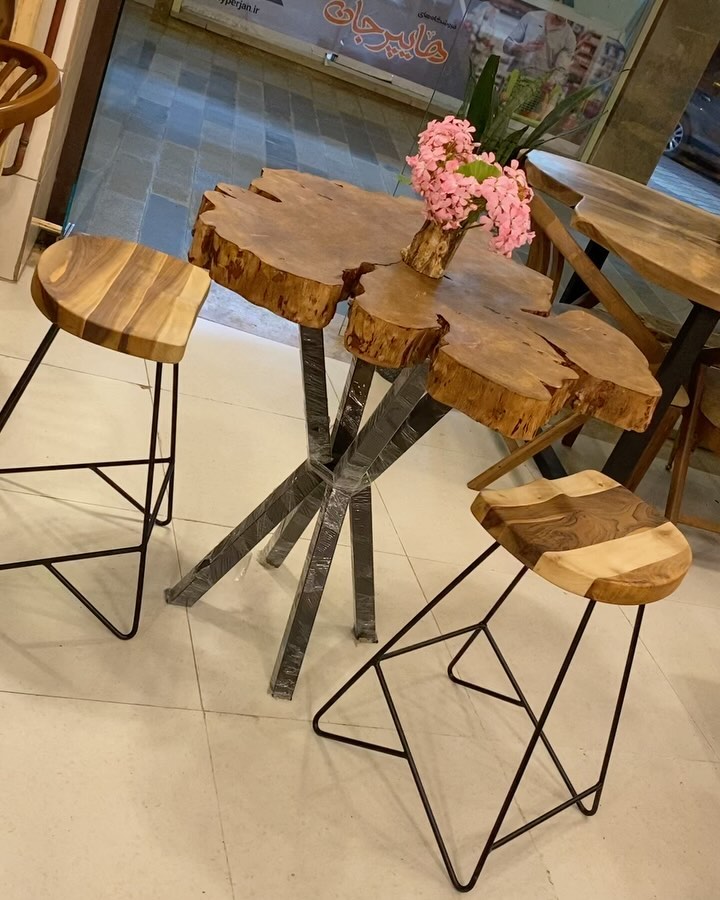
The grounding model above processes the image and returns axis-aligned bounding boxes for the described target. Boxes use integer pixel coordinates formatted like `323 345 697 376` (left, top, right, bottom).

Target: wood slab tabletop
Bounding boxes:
190 168 660 440
526 150 720 311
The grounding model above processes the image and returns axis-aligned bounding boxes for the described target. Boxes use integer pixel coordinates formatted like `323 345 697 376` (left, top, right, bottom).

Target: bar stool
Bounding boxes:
0 234 210 638
314 471 692 893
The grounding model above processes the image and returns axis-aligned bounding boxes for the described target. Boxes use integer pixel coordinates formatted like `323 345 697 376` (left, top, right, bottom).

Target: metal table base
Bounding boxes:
166 326 450 699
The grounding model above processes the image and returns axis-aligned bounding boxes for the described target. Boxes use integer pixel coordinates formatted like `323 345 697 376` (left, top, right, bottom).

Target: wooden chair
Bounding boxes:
0 37 60 149
665 348 720 532
468 194 686 492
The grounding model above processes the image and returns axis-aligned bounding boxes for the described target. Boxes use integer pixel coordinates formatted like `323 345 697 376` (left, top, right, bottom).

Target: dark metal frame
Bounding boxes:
314 544 645 893
166 324 452 700
0 324 179 639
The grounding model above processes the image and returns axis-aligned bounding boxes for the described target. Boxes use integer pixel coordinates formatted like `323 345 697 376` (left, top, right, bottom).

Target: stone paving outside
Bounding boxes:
71 1 424 258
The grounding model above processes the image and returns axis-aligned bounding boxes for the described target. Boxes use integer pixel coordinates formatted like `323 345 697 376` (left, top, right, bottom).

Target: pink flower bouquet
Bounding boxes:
404 116 535 268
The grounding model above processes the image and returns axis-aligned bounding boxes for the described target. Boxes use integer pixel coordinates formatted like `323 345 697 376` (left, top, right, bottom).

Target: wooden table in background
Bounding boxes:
165 169 660 699
526 149 720 485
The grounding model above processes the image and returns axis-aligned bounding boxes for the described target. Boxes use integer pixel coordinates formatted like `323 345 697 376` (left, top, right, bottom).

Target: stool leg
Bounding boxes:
313 545 499 750
156 363 179 528
581 604 645 816
45 361 166 639
0 324 59 433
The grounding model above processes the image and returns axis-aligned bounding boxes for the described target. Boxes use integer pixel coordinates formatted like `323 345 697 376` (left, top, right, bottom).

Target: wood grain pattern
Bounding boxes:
350 261 660 439
190 170 425 329
190 169 660 440
526 150 720 312
32 235 211 363
472 471 692 605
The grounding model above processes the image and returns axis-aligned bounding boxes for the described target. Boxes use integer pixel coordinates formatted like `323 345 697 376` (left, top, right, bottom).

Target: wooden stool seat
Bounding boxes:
31 235 211 363
472 471 691 605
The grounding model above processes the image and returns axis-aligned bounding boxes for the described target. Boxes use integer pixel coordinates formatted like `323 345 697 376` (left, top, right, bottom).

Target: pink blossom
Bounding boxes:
405 117 535 255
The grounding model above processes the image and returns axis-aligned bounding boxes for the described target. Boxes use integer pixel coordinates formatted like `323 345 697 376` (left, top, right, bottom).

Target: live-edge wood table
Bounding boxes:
526 149 720 486
165 169 660 699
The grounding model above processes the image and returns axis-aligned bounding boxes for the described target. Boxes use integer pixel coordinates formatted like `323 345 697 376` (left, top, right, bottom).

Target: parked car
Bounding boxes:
665 48 720 165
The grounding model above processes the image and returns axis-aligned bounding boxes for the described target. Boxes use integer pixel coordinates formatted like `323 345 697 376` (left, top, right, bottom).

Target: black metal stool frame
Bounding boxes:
314 544 645 893
0 324 179 639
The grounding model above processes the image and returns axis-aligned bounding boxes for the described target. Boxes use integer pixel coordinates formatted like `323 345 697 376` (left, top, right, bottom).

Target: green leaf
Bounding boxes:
481 81 535 149
528 117 605 150
458 64 476 118
465 55 500 139
457 160 500 183
495 125 531 166
523 75 613 150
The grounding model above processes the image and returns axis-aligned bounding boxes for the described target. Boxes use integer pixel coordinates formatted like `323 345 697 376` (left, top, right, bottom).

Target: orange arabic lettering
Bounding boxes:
322 0 448 65
323 0 354 26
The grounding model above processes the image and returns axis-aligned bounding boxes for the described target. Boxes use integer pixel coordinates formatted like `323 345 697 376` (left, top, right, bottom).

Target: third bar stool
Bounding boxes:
0 234 210 638
314 471 692 893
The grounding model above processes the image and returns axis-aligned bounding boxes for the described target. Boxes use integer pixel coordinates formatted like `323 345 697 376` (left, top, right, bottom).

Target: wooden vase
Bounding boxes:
401 220 464 279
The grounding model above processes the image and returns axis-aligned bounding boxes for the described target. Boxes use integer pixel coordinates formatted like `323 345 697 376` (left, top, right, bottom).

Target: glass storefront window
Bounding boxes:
177 0 657 157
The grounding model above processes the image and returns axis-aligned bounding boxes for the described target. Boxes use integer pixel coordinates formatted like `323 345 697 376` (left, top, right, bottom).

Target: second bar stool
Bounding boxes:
314 471 692 893
0 234 210 638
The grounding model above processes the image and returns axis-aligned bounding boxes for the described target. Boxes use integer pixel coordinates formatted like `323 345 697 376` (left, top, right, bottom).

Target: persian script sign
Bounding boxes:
323 0 449 64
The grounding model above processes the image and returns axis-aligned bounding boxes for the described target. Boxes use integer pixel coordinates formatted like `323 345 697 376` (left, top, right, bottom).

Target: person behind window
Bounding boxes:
503 11 576 86
464 0 501 79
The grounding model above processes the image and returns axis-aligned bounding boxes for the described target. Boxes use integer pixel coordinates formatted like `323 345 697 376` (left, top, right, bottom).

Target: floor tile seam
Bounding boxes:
155 386 311 421
405 553 519 588
0 480 170 518
0 685 203 714
200 709 237 900
200 705 488 740
0 351 152 389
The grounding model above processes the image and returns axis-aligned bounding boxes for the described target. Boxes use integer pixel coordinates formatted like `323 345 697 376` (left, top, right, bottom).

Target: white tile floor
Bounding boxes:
1 269 720 899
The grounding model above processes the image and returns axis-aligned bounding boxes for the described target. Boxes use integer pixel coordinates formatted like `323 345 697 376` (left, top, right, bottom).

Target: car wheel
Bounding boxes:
665 116 690 158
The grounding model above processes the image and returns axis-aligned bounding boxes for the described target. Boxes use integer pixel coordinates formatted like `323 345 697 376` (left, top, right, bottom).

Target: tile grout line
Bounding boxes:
184 585 238 900
0 349 152 389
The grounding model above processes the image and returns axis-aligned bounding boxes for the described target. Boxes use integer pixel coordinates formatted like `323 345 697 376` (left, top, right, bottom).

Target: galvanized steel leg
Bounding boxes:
299 326 332 464
270 366 430 699
270 487 351 699
365 393 451 484
165 461 322 607
260 484 324 568
350 487 376 642
261 357 374 568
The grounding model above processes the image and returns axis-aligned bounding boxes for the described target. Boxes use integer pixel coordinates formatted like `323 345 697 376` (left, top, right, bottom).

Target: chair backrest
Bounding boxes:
526 193 665 367
0 37 60 148
0 1 13 40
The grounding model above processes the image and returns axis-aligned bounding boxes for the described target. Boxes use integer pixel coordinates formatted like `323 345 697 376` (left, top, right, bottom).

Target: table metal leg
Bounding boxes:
165 461 322 607
260 484 324 568
299 327 332 463
270 366 431 699
364 393 450 483
604 303 720 485
350 487 375 642
260 357 375 568
270 486 351 699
